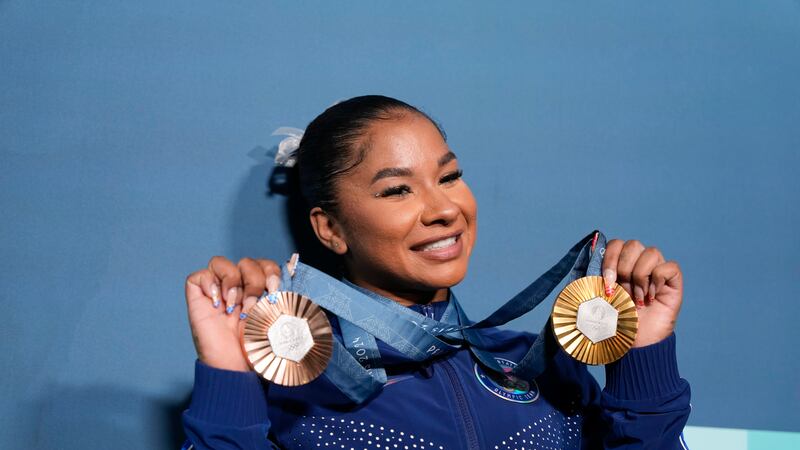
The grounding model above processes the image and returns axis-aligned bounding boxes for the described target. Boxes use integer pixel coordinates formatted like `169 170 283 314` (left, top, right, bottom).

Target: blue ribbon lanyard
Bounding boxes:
280 230 606 403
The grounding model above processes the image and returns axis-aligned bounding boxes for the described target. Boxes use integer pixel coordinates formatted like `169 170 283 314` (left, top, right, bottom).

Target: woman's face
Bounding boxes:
329 113 477 303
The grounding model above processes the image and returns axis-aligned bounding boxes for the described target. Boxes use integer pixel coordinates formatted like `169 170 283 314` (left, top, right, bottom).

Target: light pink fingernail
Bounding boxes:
288 253 299 276
267 275 280 293
602 269 616 294
211 284 221 308
225 287 240 314
633 287 644 305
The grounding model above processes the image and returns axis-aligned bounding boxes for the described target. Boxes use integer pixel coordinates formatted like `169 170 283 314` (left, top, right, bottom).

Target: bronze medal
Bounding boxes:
242 291 333 386
551 276 638 365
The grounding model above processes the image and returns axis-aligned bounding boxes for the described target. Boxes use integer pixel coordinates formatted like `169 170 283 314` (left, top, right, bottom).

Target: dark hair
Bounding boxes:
294 95 446 213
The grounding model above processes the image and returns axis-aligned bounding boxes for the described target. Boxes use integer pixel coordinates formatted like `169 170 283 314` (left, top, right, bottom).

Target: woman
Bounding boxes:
182 96 690 449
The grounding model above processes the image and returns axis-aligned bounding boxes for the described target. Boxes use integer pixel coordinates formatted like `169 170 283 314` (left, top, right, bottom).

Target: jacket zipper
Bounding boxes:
423 304 480 450
441 358 480 449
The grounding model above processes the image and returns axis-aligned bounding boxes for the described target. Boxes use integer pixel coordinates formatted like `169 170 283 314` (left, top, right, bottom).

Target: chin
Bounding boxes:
418 261 469 289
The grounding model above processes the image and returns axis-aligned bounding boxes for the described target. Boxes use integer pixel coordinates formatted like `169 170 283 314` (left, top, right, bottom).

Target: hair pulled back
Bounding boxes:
294 95 445 213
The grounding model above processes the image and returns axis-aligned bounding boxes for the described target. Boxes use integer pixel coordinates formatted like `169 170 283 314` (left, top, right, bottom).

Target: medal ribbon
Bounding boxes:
280 230 606 403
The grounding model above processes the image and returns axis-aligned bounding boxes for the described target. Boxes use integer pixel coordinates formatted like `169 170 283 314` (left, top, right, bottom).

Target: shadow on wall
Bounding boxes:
227 145 292 261
229 144 341 276
39 147 336 450
32 384 191 450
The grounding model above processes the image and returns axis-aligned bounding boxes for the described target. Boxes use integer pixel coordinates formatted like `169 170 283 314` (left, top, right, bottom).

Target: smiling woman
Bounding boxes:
306 110 476 305
181 95 691 449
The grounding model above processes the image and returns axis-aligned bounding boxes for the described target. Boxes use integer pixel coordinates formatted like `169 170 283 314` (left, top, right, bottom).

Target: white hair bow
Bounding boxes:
271 127 304 167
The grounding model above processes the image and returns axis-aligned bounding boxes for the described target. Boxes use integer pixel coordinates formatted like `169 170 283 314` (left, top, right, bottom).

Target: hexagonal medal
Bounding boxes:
551 276 638 365
242 291 333 386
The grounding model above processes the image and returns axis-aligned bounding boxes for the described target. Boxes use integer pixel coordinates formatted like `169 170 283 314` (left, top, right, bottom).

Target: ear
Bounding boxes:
309 206 348 255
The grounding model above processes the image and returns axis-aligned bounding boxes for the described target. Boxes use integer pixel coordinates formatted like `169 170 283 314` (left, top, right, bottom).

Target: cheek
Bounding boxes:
457 186 478 224
458 188 478 250
342 201 419 249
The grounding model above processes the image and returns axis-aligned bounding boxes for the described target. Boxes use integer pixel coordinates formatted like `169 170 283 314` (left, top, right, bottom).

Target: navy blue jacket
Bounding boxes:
183 300 691 449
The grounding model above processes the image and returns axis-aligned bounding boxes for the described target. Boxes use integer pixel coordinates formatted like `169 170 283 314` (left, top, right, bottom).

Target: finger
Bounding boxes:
208 256 242 315
631 247 665 306
616 240 646 286
646 250 666 302
602 239 624 296
238 258 268 299
651 260 683 298
255 259 282 296
185 269 221 309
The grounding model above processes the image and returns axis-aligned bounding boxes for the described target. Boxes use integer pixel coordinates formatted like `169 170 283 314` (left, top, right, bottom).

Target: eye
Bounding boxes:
439 169 463 185
377 184 413 198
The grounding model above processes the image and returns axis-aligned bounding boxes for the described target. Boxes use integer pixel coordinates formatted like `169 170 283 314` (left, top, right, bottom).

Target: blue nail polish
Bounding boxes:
213 300 220 308
239 312 248 320
268 293 278 304
225 305 235 314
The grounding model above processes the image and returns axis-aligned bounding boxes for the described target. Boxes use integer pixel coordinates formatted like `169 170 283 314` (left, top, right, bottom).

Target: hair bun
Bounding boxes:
269 164 299 196
268 127 304 196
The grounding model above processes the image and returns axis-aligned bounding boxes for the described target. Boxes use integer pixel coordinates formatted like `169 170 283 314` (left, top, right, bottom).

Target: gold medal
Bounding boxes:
551 276 638 365
242 291 333 386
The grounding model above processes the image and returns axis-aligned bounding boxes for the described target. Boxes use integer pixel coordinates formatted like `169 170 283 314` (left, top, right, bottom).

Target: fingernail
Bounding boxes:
211 284 221 308
225 287 239 314
239 312 248 320
633 286 644 305
267 292 278 304
267 275 280 293
648 283 656 301
602 269 616 295
636 298 645 308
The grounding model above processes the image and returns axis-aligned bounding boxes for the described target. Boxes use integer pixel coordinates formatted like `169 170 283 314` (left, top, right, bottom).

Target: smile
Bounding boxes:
419 236 458 251
411 232 464 261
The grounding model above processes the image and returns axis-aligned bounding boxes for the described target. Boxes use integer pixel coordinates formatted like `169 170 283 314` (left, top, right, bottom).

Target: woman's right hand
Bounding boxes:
184 256 283 372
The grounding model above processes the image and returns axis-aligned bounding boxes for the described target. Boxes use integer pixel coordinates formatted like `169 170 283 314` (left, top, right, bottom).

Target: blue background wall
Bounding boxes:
2 1 798 448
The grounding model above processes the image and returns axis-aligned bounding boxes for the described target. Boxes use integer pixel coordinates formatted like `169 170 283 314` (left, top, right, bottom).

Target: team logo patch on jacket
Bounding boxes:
474 358 540 403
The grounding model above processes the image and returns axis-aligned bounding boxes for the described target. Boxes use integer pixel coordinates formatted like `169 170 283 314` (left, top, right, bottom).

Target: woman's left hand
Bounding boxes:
602 239 683 348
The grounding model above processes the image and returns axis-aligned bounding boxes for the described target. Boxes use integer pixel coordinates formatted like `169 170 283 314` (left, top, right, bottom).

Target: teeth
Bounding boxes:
420 236 457 251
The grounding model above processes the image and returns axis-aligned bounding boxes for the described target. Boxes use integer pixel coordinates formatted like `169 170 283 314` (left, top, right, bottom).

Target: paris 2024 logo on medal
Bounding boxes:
474 358 540 403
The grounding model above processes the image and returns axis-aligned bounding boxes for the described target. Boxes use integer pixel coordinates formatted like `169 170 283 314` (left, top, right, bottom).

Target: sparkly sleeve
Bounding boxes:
182 360 281 449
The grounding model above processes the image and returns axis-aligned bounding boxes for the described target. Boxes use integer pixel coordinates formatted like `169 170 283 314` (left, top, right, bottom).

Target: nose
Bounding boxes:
419 186 460 227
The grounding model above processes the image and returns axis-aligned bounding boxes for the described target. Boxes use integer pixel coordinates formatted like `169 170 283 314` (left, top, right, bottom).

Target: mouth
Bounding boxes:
410 232 464 261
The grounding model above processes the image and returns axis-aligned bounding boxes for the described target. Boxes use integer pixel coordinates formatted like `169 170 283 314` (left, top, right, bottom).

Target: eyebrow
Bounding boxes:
437 151 457 166
370 151 458 185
